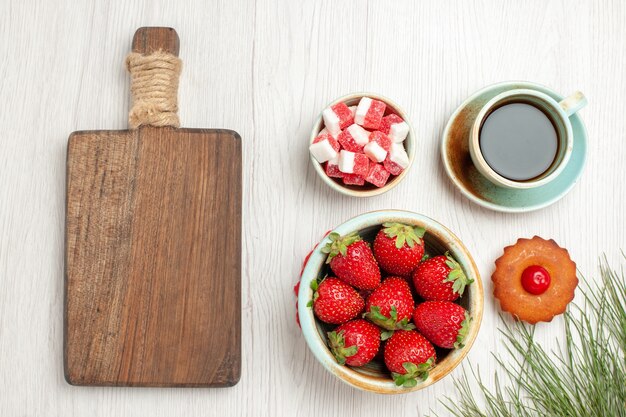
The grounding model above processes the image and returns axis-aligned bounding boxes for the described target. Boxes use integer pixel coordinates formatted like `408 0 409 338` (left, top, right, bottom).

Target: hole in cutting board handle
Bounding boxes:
132 27 180 56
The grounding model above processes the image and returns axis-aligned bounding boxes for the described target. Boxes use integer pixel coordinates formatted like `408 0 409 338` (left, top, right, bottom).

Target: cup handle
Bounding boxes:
559 91 587 117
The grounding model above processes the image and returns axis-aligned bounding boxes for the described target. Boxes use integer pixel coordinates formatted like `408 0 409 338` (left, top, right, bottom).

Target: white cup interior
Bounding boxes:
470 90 573 189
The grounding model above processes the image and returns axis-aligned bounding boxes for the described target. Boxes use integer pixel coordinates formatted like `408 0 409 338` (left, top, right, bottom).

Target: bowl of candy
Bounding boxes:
297 210 483 393
308 93 415 197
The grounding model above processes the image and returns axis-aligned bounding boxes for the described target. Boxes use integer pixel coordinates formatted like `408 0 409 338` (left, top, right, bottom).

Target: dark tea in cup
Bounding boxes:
479 102 558 181
469 89 586 190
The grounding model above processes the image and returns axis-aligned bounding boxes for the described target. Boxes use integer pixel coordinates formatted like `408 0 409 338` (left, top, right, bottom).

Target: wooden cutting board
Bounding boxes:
64 27 241 387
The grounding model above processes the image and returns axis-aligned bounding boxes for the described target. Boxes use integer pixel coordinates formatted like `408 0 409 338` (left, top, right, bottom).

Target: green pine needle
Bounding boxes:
432 255 626 417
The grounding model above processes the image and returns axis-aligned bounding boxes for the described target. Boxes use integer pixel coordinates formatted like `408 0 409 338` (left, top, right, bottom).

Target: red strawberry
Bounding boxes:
322 232 381 290
363 277 415 339
327 319 381 367
373 222 425 276
412 252 473 301
384 330 436 387
309 278 364 324
413 301 471 349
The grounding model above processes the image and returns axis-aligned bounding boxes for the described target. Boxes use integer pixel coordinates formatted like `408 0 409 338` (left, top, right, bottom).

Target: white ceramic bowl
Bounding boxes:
309 93 415 197
298 210 483 394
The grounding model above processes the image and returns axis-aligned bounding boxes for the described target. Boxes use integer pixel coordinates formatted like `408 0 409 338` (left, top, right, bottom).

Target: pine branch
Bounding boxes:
432 255 626 417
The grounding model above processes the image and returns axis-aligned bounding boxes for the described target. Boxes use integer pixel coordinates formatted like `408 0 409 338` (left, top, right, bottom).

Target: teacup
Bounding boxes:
469 89 586 189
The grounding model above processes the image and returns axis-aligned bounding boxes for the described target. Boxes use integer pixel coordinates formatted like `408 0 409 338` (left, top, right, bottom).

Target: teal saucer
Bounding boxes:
441 81 587 213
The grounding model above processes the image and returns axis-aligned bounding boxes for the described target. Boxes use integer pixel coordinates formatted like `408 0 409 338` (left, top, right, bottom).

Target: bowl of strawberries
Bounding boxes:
298 210 483 393
308 93 415 197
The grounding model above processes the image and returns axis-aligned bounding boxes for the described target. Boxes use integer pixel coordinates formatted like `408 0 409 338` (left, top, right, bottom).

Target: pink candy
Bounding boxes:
338 150 369 177
338 124 370 153
310 132 340 163
314 132 340 150
337 129 362 152
369 131 391 151
355 97 387 130
342 173 365 186
365 163 391 188
332 103 354 130
383 158 404 176
384 142 410 175
353 153 370 178
363 131 391 163
323 102 354 136
379 114 404 135
325 159 343 178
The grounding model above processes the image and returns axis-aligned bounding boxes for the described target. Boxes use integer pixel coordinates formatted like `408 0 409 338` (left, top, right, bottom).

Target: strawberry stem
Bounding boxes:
327 330 358 365
391 358 434 388
321 232 362 264
382 222 425 249
444 252 474 296
454 311 472 349
363 305 416 334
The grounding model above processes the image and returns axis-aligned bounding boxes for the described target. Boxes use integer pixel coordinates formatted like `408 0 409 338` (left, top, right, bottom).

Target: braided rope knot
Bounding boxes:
125 50 182 129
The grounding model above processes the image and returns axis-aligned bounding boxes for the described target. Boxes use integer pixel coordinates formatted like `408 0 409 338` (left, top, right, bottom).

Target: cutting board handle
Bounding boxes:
127 27 181 129
132 27 179 57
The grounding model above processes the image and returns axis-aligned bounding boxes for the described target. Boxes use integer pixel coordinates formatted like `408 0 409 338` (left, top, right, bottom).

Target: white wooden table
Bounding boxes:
1 0 625 415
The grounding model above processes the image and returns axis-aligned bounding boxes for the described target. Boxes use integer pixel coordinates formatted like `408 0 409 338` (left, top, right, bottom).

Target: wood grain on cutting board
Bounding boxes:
64 28 242 387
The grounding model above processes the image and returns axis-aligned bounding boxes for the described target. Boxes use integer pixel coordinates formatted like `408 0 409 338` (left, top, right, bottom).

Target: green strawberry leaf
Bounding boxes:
363 305 411 331
309 276 328 306
381 330 394 341
306 300 313 308
322 232 361 264
363 305 388 323
397 317 416 331
327 330 358 365
421 253 431 262
454 311 472 349
403 362 418 374
383 223 425 249
443 252 474 296
403 378 418 388
393 359 434 388
391 372 406 386
389 306 398 321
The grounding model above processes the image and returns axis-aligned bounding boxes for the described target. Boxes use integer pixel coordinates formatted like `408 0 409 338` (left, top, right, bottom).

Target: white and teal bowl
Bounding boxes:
309 93 416 197
298 210 483 394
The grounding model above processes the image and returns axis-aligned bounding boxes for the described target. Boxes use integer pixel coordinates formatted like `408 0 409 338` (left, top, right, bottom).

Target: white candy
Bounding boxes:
389 143 409 168
349 106 357 118
338 150 356 173
319 127 337 139
322 108 342 137
309 139 338 163
364 141 387 162
389 121 410 143
354 97 372 126
346 124 370 146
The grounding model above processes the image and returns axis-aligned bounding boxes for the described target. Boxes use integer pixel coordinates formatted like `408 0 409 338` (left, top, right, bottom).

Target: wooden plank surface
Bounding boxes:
1 0 625 415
